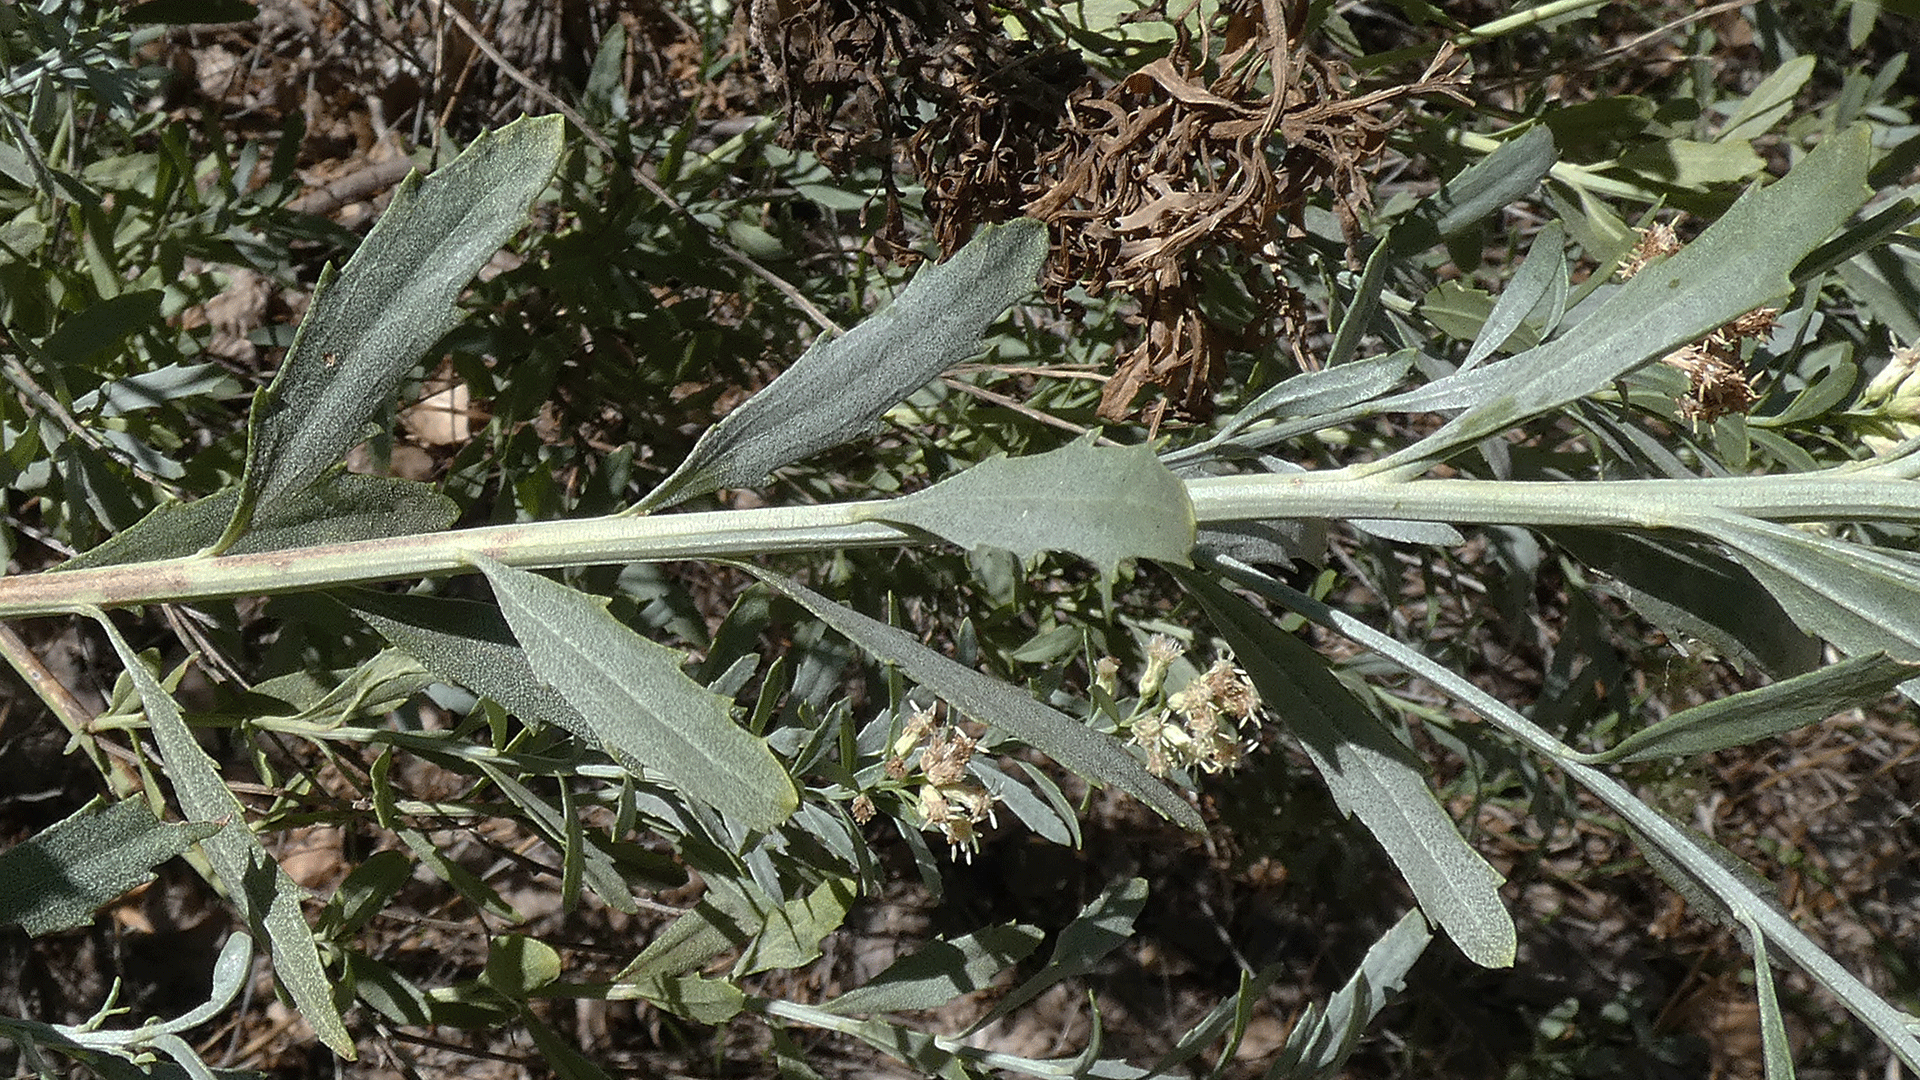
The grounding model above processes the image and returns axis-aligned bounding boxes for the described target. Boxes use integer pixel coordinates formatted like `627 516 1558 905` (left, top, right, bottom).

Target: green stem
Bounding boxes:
5 467 1917 616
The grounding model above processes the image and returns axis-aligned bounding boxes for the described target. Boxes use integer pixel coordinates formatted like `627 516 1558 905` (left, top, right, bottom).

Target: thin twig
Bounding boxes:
935 375 1122 445
0 338 185 495
430 0 844 336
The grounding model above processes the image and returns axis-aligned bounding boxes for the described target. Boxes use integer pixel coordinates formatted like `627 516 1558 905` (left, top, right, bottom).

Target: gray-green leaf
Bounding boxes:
854 439 1194 581
469 555 798 833
819 923 1044 1016
227 115 563 543
1376 124 1872 470
639 218 1048 512
1593 651 1919 762
0 798 220 936
1181 572 1516 968
88 612 356 1058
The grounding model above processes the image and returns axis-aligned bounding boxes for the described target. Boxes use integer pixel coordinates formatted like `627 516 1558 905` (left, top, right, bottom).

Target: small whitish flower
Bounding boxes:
1093 656 1121 696
1857 346 1920 455
1138 634 1184 697
916 777 994 859
850 794 876 824
1181 697 1220 740
918 784 951 827
920 727 976 786
943 815 980 862
1863 346 1920 419
1200 660 1260 722
891 705 939 759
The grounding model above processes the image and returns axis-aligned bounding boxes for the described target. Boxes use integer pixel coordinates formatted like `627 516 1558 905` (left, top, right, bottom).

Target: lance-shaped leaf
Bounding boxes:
338 590 593 743
87 611 355 1058
222 115 563 547
1704 511 1920 699
819 923 1045 1016
963 877 1147 1034
1180 572 1516 969
639 218 1048 512
58 475 455 572
1270 908 1431 1079
1590 652 1919 763
852 439 1194 582
0 798 220 936
469 555 798 833
1373 124 1872 471
741 566 1204 830
1204 554 1920 1069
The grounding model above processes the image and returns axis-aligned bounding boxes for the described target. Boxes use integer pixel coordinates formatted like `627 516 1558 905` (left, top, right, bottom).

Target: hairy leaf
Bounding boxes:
640 218 1047 511
226 115 563 544
854 439 1194 581
0 798 219 936
471 555 798 832
89 613 355 1058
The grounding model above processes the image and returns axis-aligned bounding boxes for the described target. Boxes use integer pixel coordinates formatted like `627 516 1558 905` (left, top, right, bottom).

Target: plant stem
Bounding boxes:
5 468 1918 616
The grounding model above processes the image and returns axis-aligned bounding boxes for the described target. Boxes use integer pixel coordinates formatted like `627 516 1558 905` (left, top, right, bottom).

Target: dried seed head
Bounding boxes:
850 794 876 824
1617 221 1683 280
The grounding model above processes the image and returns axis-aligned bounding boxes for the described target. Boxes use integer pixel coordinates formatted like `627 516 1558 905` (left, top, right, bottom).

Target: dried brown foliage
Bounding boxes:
754 0 1468 426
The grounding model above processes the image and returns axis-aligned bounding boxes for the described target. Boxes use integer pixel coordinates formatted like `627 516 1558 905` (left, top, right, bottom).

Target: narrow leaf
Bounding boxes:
0 798 219 936
1376 125 1873 471
964 878 1147 1035
1718 56 1817 143
229 115 563 541
854 440 1194 581
88 612 355 1058
1274 908 1431 1079
1415 126 1558 242
819 923 1045 1016
1706 512 1920 697
1180 573 1516 968
59 475 454 572
741 567 1204 830
1594 652 1919 762
1738 912 1797 1080
470 555 798 833
640 218 1048 511
1461 220 1566 370
1204 555 1920 1071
